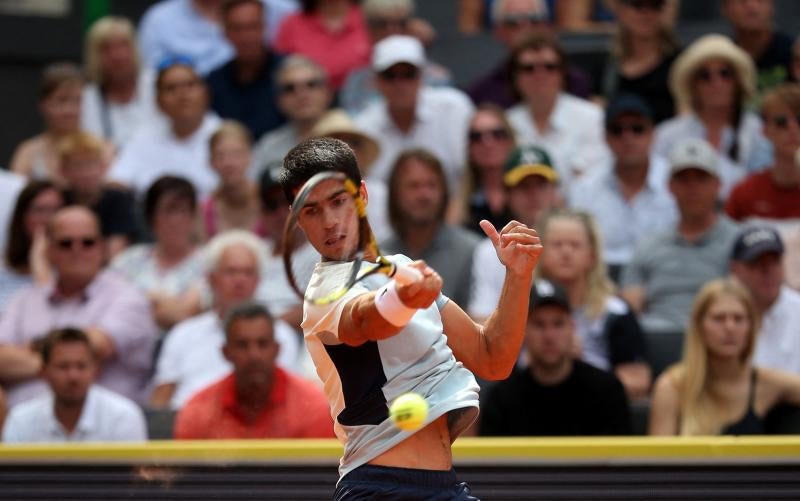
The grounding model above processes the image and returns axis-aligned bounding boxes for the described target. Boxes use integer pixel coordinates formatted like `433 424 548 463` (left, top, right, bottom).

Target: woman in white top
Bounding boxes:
112 176 205 331
81 16 160 148
653 34 772 198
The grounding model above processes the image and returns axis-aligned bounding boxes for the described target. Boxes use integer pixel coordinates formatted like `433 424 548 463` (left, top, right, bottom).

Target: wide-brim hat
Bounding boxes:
669 34 756 112
310 109 380 169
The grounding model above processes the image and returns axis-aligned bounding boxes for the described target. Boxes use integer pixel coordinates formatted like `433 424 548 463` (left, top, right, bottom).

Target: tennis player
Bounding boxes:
280 138 542 500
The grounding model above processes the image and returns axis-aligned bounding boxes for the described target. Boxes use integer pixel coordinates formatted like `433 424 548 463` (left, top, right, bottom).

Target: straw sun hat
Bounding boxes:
669 34 756 112
310 109 381 170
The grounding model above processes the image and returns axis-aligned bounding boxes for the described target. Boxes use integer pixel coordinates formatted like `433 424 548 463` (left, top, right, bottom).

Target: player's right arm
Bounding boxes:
337 262 443 346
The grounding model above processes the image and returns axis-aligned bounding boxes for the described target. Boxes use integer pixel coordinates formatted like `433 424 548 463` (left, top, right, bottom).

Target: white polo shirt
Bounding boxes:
2 385 147 443
154 310 300 409
753 286 800 374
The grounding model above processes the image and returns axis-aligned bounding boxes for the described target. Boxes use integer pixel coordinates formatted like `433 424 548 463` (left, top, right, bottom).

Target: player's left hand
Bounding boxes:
480 219 542 279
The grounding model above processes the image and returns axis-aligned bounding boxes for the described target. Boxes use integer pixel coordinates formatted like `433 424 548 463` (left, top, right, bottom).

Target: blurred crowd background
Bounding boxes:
1 0 800 444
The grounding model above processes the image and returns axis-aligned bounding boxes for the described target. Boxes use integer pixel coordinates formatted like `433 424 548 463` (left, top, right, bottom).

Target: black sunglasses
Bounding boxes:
607 123 649 136
378 67 420 82
468 128 511 143
516 62 561 74
769 113 800 129
279 78 325 95
695 67 735 83
56 237 98 251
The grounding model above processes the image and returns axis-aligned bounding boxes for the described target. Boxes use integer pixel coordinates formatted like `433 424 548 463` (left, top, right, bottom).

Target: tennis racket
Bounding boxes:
283 171 422 305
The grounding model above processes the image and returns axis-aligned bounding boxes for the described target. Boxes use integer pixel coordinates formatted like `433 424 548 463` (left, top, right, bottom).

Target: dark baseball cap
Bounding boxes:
731 226 784 263
605 93 654 128
503 145 558 187
529 279 571 313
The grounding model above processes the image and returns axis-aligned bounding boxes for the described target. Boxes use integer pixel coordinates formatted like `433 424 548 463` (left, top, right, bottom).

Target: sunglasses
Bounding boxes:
621 0 665 10
695 67 735 83
500 13 548 28
768 113 800 129
279 78 325 95
469 128 511 143
607 123 649 136
56 237 98 251
516 62 561 75
378 67 421 82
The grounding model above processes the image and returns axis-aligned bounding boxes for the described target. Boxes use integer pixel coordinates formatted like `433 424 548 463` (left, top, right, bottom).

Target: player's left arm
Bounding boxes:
441 220 541 381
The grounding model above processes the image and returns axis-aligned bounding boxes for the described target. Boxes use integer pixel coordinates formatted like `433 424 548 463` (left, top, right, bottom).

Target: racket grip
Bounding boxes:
393 264 423 285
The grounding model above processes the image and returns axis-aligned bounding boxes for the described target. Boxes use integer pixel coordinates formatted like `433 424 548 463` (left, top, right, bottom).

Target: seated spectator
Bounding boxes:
457 104 517 234
380 150 480 307
206 0 286 140
0 206 159 406
111 177 206 331
537 209 651 399
730 226 800 374
570 93 677 280
0 170 25 257
58 131 138 257
10 63 86 183
467 0 593 107
468 145 559 319
723 0 795 93
274 0 370 91
726 84 800 222
653 34 771 197
340 0 452 115
251 56 333 170
151 230 299 410
479 279 632 436
174 302 333 439
356 35 474 195
2 328 146 443
622 138 740 334
109 58 221 197
649 278 800 435
601 0 680 123
203 121 265 238
506 34 610 183
81 16 160 148
309 109 391 242
254 165 319 331
0 182 63 314
138 0 298 76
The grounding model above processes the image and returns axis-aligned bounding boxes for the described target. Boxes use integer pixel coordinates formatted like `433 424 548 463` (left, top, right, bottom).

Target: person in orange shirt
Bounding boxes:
173 301 334 439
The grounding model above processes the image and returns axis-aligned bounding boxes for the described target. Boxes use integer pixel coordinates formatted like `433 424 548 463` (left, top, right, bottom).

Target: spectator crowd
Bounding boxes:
2 0 800 443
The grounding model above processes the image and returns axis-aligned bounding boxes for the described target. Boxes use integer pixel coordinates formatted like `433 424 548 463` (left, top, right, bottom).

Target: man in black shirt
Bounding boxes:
479 279 632 436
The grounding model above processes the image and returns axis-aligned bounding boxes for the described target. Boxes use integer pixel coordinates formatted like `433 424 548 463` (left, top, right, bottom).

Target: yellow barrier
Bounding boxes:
1 436 800 464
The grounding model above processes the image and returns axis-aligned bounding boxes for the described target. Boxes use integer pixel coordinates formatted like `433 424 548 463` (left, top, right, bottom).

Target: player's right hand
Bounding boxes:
396 260 442 309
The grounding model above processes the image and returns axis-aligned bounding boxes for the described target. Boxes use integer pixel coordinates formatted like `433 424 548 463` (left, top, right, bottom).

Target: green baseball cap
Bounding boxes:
503 145 558 187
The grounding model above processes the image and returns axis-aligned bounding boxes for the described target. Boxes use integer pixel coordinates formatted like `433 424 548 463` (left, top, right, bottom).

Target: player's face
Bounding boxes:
731 252 783 310
296 179 362 261
526 305 574 369
701 293 751 361
43 341 96 406
224 316 278 387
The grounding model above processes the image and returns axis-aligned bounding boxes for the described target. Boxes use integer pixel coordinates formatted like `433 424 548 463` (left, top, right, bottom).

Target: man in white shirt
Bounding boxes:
150 230 299 410
109 59 221 196
355 35 474 195
730 225 800 373
506 34 610 184
3 328 146 443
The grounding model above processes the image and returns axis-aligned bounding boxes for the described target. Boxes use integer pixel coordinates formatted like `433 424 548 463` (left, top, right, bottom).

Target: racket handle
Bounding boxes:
393 264 423 285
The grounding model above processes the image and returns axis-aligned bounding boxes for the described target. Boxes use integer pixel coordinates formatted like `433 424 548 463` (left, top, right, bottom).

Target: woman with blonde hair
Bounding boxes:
81 16 159 148
653 34 772 197
537 208 651 399
650 278 800 435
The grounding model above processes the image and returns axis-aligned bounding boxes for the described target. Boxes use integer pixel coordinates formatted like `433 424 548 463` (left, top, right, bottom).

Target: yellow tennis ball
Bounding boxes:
389 392 429 432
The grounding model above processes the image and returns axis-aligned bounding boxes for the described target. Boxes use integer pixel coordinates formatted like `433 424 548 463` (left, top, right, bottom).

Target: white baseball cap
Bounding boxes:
372 35 426 72
668 137 720 177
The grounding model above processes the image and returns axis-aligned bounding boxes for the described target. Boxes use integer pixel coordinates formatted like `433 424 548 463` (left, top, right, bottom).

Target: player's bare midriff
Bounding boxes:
368 414 452 470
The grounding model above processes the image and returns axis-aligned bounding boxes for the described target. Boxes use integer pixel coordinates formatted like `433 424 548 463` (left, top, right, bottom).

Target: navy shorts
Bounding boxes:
333 464 479 501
